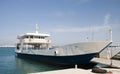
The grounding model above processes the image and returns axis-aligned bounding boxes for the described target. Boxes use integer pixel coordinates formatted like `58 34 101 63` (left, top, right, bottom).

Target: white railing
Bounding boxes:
23 39 51 44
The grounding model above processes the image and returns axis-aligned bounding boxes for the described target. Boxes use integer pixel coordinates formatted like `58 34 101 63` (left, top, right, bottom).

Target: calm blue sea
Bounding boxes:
0 47 63 74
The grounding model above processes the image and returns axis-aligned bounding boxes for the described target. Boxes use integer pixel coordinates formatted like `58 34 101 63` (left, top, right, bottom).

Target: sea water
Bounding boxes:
0 47 63 74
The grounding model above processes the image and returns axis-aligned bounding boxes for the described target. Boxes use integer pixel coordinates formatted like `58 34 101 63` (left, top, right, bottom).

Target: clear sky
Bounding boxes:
0 0 120 46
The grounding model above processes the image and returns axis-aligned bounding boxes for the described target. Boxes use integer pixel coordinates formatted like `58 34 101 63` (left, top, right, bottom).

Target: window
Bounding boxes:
26 36 29 38
30 36 33 38
41 36 45 39
34 36 39 38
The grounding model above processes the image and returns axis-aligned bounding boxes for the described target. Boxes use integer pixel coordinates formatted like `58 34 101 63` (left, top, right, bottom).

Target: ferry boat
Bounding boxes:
15 24 112 65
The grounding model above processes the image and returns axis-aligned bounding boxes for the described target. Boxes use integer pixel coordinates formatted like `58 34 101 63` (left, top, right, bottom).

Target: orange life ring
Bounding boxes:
47 40 49 43
29 38 31 42
47 40 51 43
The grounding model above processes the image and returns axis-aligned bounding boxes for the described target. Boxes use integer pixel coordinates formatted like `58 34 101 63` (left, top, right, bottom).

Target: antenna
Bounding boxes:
35 24 39 34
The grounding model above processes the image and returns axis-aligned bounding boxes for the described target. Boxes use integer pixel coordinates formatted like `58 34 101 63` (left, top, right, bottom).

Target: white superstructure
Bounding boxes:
16 25 51 53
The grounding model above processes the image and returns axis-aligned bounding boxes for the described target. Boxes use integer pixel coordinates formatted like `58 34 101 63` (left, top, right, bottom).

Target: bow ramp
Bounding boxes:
99 42 120 59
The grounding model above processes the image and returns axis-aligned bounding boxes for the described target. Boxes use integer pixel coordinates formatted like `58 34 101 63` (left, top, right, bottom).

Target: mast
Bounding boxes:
109 28 112 42
35 24 39 34
109 27 113 65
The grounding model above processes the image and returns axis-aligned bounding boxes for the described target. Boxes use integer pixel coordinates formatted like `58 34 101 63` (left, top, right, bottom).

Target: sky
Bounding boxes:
0 0 120 46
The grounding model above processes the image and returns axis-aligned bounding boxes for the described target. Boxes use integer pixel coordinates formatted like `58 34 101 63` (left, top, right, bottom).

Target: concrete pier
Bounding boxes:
91 58 120 68
29 68 120 74
29 68 94 74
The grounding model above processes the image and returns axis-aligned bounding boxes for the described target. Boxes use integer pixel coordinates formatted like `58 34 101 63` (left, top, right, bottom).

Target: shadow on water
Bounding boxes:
15 57 65 74
16 56 97 72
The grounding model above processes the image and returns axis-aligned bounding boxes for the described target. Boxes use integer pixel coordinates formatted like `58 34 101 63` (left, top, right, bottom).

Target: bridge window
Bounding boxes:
39 36 44 39
26 36 29 38
33 36 45 39
34 36 39 38
30 36 33 38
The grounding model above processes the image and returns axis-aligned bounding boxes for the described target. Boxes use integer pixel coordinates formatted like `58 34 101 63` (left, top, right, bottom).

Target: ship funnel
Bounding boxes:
35 24 39 34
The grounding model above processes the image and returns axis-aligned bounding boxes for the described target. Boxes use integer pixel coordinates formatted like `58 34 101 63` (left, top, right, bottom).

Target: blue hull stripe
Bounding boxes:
16 53 98 65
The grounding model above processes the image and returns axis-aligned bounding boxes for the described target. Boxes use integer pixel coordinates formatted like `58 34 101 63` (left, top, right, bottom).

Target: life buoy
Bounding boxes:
47 40 51 43
47 40 49 43
29 38 31 42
